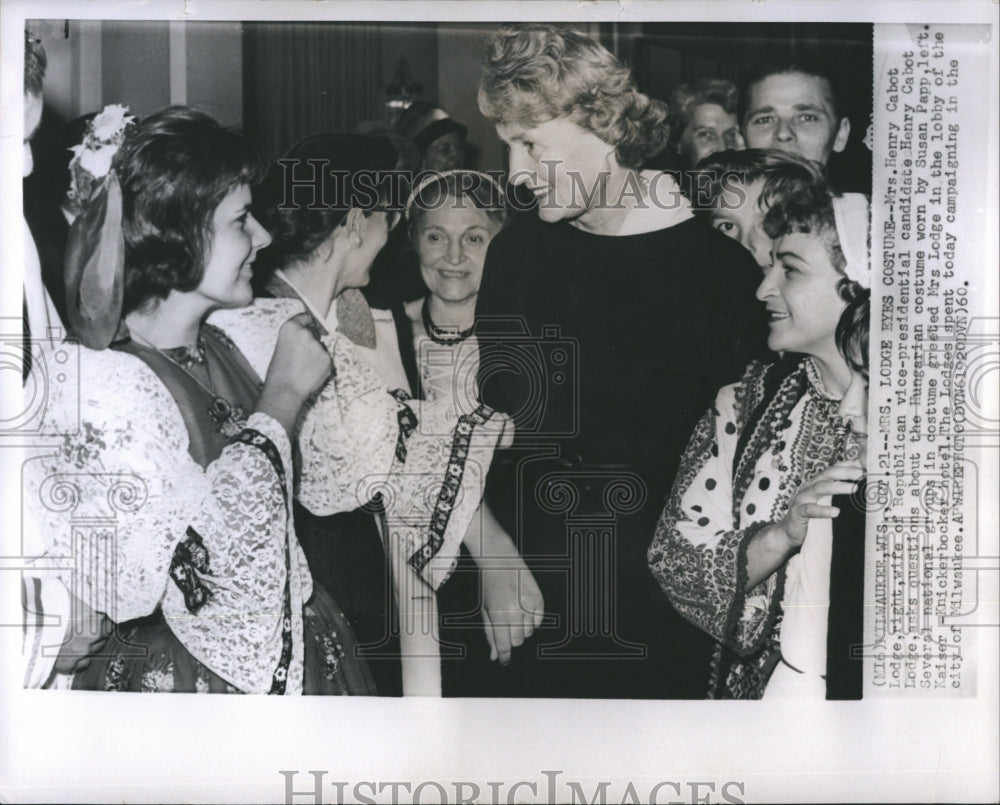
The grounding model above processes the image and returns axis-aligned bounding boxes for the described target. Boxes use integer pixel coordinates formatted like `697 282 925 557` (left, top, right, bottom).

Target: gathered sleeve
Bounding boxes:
23 345 301 693
647 366 785 656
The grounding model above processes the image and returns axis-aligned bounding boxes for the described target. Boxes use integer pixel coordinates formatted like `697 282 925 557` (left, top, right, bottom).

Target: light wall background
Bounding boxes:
30 20 509 171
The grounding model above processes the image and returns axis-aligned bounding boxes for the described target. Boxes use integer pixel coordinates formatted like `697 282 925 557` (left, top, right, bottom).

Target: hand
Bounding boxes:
267 313 333 399
257 314 333 435
479 554 544 665
777 461 865 548
52 590 114 675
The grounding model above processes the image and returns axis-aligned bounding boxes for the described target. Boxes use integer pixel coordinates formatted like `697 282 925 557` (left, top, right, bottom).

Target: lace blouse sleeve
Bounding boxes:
24 345 300 693
296 330 510 589
647 367 784 655
210 298 511 591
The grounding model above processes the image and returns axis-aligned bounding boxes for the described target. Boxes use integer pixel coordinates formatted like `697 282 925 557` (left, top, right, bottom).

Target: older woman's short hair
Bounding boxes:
762 183 866 303
694 147 825 211
118 106 265 315
478 25 669 169
406 171 508 239
667 78 739 150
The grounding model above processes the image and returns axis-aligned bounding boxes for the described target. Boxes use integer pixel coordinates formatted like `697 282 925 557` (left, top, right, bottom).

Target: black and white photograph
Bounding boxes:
1 1 997 803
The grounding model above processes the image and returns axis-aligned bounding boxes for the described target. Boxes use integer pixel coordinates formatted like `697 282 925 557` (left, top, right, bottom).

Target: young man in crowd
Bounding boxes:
741 62 851 168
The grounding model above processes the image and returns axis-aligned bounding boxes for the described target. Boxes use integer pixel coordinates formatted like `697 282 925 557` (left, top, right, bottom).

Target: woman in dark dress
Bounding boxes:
474 24 769 698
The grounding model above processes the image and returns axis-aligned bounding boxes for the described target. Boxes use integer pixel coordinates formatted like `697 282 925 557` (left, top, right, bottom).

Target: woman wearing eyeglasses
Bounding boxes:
252 132 408 692
254 133 532 696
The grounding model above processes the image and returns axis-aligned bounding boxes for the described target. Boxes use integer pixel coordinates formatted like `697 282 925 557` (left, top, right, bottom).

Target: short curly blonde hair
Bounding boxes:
478 25 669 169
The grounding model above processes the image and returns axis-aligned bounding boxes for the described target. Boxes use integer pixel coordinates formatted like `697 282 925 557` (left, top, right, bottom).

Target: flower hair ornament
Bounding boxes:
832 193 871 290
404 169 507 220
64 104 136 349
65 104 135 218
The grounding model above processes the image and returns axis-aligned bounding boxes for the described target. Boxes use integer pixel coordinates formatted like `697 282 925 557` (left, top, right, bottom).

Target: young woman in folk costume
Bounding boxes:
252 132 538 694
25 107 509 694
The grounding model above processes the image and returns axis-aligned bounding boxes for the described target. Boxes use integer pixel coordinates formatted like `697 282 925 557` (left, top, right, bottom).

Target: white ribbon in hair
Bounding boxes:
832 193 871 289
404 169 507 219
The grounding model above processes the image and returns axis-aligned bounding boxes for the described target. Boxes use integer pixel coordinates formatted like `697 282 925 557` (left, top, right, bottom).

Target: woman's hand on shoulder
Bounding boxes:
272 314 333 396
256 313 334 435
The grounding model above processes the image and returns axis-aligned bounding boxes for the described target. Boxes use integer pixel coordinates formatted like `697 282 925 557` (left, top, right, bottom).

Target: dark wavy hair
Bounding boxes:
477 25 669 169
762 183 866 303
836 290 870 375
693 147 825 212
117 106 264 315
253 132 398 278
24 30 46 96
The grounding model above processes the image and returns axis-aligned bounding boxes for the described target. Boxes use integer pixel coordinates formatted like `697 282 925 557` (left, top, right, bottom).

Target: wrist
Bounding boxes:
255 385 303 438
759 522 799 557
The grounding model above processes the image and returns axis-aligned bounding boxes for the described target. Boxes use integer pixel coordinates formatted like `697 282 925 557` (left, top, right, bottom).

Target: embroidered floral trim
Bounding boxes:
803 356 839 400
157 324 236 369
731 361 809 523
647 409 723 638
203 323 238 353
233 428 287 498
709 632 784 699
169 527 214 614
731 360 766 438
102 624 140 691
104 654 131 691
408 402 495 576
233 427 293 694
140 658 176 692
389 388 418 463
313 630 344 681
723 519 785 658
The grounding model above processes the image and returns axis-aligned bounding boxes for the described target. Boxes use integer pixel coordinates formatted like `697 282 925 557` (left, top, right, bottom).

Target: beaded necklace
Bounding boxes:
128 327 250 437
421 297 474 345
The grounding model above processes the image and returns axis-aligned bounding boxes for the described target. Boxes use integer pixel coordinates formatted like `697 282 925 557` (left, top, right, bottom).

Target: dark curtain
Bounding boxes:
243 22 384 161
